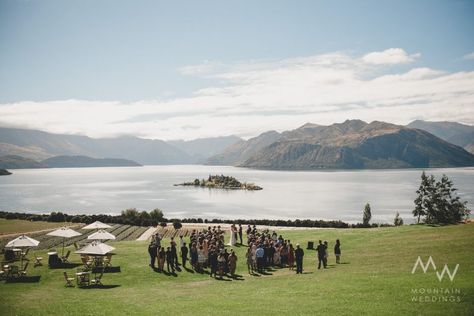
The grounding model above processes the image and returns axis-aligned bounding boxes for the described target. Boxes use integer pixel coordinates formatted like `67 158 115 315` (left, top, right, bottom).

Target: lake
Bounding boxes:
0 165 472 223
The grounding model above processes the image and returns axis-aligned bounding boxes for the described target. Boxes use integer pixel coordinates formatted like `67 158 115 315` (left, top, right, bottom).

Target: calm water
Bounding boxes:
0 165 472 223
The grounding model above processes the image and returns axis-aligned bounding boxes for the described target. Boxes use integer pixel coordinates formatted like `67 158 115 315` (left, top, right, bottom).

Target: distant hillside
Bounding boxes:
41 155 142 168
206 131 281 165
0 155 46 169
407 120 474 154
216 120 474 169
0 127 245 165
0 169 12 176
0 127 192 165
168 136 242 162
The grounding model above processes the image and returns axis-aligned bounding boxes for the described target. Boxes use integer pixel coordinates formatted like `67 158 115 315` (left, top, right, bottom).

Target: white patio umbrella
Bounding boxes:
47 227 82 257
82 221 112 230
6 235 40 269
75 241 115 256
87 229 116 241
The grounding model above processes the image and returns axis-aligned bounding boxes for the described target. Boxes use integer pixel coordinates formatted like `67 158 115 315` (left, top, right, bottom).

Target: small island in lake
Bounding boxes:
175 174 262 190
0 168 12 176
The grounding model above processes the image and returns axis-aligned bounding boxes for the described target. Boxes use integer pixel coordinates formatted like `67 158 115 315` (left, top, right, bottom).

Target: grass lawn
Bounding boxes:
0 219 73 235
0 222 473 315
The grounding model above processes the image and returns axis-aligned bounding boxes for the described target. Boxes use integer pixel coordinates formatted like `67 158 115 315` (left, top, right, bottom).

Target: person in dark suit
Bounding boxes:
334 239 341 264
148 242 157 268
166 247 175 273
316 240 327 269
294 243 304 274
238 224 243 245
181 242 189 268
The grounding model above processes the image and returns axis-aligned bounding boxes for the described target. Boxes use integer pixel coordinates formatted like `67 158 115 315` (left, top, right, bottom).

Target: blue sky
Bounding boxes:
0 0 473 139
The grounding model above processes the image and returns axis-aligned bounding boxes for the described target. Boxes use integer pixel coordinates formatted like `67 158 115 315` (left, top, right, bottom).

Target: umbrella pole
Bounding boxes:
62 238 65 258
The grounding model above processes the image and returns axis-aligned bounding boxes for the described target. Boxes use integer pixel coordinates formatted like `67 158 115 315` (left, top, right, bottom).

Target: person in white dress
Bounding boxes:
228 224 237 246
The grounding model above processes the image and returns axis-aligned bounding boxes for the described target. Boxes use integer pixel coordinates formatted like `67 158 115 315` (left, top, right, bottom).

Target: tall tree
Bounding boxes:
363 203 372 226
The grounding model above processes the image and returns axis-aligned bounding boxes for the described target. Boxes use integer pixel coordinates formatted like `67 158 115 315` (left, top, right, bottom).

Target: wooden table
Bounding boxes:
76 271 91 287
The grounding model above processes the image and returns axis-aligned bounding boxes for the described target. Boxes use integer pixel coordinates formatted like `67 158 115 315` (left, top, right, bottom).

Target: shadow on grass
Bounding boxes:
80 284 121 289
5 276 41 283
49 263 82 269
183 267 195 273
92 266 121 273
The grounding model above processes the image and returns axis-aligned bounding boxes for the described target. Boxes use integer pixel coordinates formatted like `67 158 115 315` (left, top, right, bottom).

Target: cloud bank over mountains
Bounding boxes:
0 48 473 140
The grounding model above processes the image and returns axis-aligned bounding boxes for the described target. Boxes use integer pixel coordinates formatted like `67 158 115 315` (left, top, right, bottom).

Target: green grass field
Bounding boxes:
0 219 73 235
0 222 473 315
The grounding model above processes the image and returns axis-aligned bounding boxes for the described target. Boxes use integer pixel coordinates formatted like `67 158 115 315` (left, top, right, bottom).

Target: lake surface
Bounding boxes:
0 165 472 223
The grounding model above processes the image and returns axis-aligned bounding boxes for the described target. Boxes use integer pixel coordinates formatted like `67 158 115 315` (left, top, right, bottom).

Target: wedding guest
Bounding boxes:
181 242 188 268
316 240 326 269
158 247 166 272
228 250 237 278
294 243 304 274
166 247 175 273
148 242 157 268
238 224 243 245
190 243 198 269
209 249 218 278
334 239 341 264
179 235 185 253
323 241 329 267
245 247 253 274
170 237 179 267
217 252 226 279
288 243 295 270
256 244 265 273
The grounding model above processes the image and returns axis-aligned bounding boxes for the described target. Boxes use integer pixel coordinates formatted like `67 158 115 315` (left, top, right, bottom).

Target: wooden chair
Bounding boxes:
19 262 29 276
33 253 43 267
81 257 92 270
90 269 104 286
21 248 30 261
63 272 75 287
61 250 71 263
9 265 19 278
103 254 113 267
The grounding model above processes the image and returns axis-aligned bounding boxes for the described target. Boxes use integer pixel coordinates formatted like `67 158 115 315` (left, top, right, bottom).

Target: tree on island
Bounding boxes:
412 172 470 224
363 203 372 226
393 212 403 226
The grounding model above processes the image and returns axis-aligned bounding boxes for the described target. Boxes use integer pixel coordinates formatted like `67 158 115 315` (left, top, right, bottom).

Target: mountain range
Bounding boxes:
407 120 474 154
0 119 473 170
207 120 474 169
0 127 242 165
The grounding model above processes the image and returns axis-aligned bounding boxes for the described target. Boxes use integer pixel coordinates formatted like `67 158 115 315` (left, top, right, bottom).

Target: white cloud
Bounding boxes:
362 48 420 65
0 48 473 140
463 52 474 60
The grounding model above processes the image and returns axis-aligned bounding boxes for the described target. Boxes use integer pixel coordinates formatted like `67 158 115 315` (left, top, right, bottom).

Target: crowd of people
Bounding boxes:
147 224 342 279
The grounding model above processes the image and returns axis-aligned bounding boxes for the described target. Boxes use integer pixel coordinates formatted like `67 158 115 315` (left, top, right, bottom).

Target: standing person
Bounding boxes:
256 244 265 273
209 249 218 278
166 247 175 273
228 250 238 278
190 243 198 270
245 247 253 274
158 247 166 272
217 252 226 279
294 243 304 274
316 240 326 269
238 224 243 245
154 233 162 250
148 242 157 268
334 239 341 264
323 241 329 267
228 224 237 246
181 242 189 268
170 237 179 267
288 243 295 270
246 225 252 244
179 236 185 254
